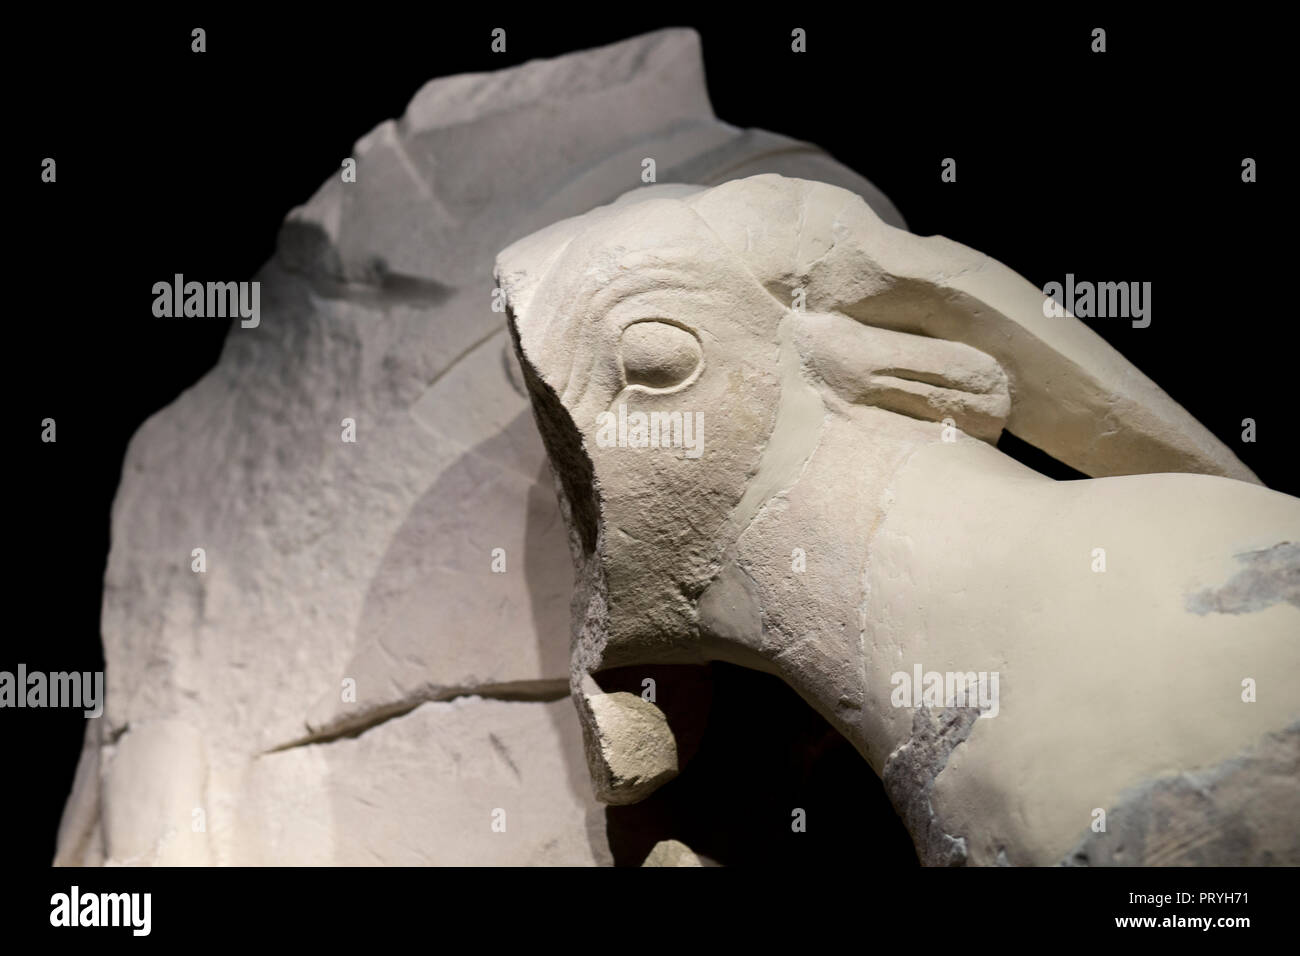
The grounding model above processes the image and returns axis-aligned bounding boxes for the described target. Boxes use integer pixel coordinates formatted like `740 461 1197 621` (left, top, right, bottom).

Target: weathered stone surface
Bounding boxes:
881 706 980 867
642 839 704 867
1062 722 1300 866
578 673 679 805
1186 541 1300 615
235 697 608 866
57 30 905 865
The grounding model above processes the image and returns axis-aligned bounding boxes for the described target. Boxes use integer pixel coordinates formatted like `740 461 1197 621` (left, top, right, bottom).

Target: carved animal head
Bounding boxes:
495 173 1254 801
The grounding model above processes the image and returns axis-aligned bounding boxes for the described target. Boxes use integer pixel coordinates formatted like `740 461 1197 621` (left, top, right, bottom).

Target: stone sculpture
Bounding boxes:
58 26 1292 867
55 30 906 866
497 174 1300 865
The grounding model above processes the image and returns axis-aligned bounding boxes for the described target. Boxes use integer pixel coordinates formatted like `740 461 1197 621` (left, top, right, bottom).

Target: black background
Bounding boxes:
10 8 1291 877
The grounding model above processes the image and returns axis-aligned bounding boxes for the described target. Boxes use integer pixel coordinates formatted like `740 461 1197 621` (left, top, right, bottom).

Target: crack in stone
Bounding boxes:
262 679 569 754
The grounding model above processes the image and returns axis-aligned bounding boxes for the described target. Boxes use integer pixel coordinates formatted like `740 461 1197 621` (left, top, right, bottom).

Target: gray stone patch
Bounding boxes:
1062 722 1300 866
1187 542 1300 615
881 705 981 866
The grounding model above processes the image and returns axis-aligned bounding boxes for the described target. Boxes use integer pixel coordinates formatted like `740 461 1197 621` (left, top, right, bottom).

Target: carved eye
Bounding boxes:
619 320 702 390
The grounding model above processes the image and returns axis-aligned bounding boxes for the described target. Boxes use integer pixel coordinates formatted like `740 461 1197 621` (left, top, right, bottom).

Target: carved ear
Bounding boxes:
795 311 1011 442
693 176 1258 483
851 235 1257 482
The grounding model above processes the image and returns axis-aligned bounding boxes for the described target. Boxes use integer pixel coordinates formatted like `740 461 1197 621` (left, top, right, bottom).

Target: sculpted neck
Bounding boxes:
700 405 944 771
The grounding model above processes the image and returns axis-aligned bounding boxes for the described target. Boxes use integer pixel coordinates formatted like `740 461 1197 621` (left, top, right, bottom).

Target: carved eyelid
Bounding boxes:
618 319 703 391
